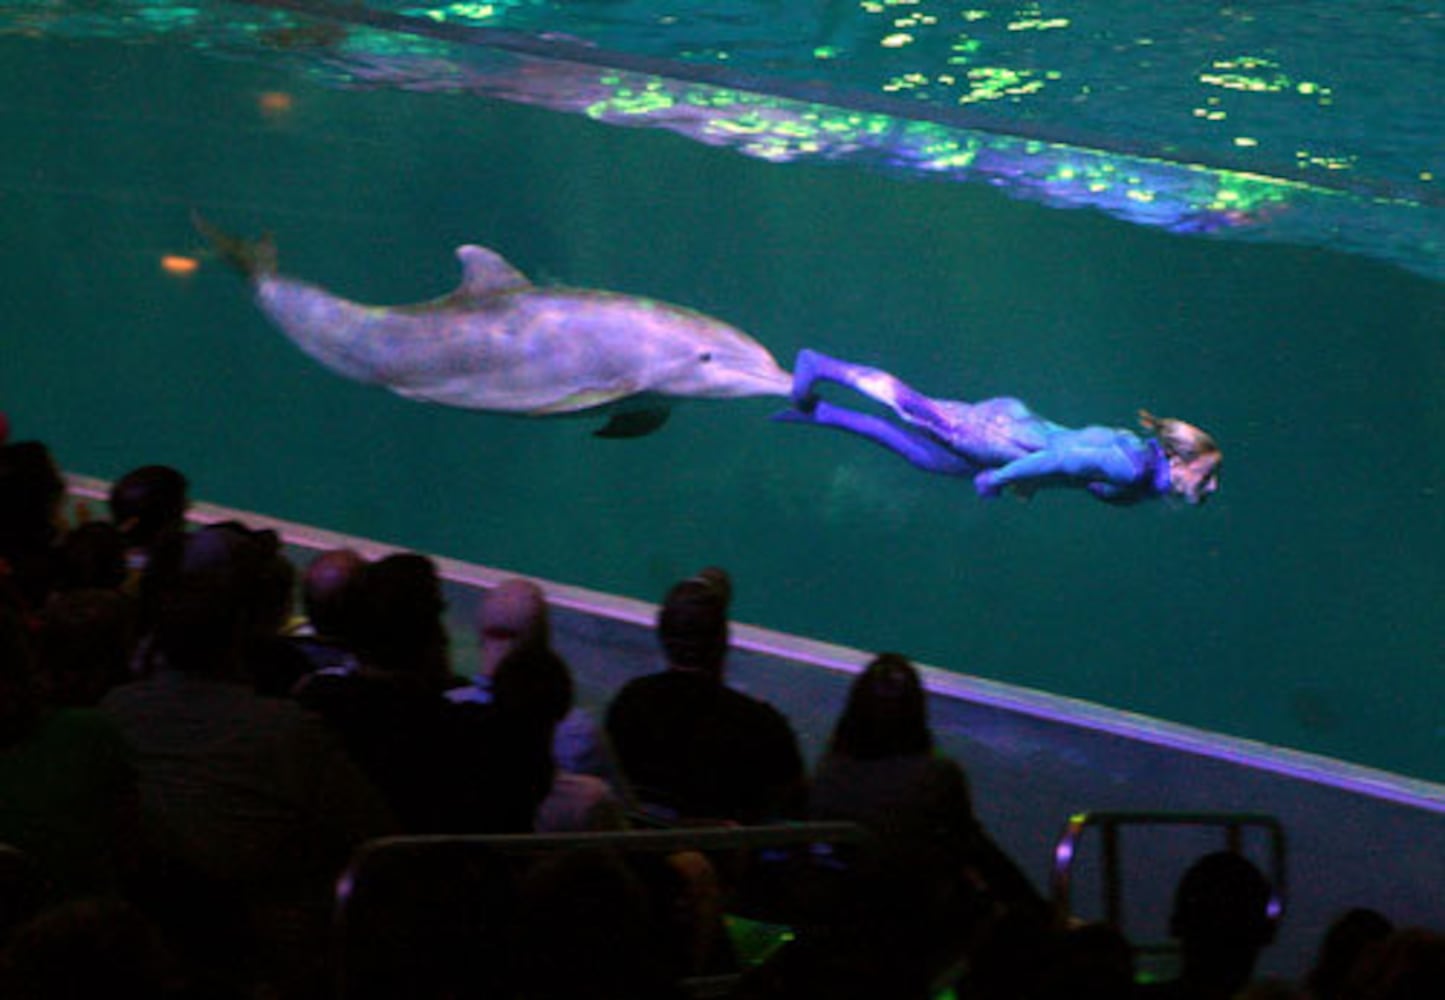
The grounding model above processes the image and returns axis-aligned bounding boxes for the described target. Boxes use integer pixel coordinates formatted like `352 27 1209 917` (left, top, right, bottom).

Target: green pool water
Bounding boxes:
2 14 1442 783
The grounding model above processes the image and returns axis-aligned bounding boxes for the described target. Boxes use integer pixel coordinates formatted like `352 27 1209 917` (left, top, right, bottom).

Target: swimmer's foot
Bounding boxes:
791 349 822 407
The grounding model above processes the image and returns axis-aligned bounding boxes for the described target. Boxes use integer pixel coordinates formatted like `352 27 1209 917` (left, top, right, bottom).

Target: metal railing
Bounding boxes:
1050 810 1287 948
333 822 875 1000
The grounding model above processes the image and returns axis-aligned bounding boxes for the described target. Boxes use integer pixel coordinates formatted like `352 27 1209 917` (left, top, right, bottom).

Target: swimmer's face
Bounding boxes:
1142 413 1221 505
1171 453 1222 505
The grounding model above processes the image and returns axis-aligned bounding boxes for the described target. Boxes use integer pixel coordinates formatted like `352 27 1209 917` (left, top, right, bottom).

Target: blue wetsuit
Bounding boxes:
776 350 1174 505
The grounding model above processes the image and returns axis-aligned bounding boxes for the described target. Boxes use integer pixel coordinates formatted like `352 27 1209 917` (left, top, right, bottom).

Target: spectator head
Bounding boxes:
37 588 135 706
656 569 731 677
179 521 270 577
828 652 932 760
475 578 549 681
1170 850 1276 948
57 521 128 591
0 442 66 550
107 465 188 548
1342 927 1445 1000
513 847 676 1000
302 548 366 639
1307 907 1394 1000
492 639 574 730
149 572 245 676
347 553 449 680
181 521 294 636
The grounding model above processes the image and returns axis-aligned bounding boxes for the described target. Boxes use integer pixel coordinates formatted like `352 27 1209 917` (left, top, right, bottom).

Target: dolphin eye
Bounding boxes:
698 351 713 363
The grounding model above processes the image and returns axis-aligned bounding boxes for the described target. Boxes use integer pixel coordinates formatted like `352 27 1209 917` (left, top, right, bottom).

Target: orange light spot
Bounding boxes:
258 91 295 116
161 254 200 277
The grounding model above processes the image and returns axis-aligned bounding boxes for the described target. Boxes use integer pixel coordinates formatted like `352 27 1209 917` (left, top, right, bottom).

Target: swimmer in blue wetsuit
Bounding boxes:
775 350 1222 505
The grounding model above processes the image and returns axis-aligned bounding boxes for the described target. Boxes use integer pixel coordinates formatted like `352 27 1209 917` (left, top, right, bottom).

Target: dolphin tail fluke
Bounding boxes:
191 210 278 279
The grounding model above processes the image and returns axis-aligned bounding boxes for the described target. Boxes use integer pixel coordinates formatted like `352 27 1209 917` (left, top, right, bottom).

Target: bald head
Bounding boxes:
476 578 550 679
303 548 366 638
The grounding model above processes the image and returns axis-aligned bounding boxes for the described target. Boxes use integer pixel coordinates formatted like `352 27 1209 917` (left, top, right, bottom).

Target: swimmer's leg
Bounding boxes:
773 399 978 477
792 349 963 439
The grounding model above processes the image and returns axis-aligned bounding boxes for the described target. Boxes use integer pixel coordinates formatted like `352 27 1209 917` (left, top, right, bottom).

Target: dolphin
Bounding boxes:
192 213 792 437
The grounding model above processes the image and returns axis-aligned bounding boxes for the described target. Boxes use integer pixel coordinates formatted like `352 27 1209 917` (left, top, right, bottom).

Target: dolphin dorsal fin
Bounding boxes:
453 245 532 300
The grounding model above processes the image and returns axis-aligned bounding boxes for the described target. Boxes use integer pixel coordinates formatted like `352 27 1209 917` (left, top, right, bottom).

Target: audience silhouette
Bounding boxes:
512 846 687 1000
1338 926 1445 1000
0 603 137 903
287 546 366 676
810 652 1043 984
1139 849 1278 1000
492 639 628 832
57 520 129 592
0 431 1438 999
36 587 136 706
101 568 395 991
606 568 806 824
296 553 552 834
449 577 627 791
107 464 190 644
0 440 68 621
108 466 189 574
1307 907 1395 1000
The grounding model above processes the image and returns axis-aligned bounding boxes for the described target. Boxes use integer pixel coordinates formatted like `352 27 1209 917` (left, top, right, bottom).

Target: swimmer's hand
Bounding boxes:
973 471 1004 498
974 471 1036 501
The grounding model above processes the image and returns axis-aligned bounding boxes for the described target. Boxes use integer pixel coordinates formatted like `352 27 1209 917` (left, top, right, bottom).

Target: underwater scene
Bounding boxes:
2 2 1442 780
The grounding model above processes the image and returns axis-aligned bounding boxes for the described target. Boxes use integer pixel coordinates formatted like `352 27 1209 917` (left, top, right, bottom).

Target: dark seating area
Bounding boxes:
2 433 1443 999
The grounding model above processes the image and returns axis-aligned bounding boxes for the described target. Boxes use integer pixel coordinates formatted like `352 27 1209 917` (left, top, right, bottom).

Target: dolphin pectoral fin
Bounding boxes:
528 387 636 415
594 407 672 439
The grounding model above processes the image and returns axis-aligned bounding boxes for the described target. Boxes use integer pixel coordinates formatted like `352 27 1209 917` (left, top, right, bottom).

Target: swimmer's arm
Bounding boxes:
974 442 1136 498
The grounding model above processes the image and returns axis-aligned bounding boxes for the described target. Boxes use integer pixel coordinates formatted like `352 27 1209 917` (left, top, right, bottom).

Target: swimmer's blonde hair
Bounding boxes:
1138 410 1221 463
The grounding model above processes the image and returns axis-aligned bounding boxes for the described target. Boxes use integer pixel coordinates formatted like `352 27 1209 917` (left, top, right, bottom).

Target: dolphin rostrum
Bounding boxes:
192 213 792 437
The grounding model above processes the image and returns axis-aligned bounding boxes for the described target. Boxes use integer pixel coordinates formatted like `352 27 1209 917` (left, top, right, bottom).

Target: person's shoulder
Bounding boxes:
817 752 933 787
917 753 972 797
98 673 153 703
444 682 489 705
537 772 627 833
551 771 613 802
922 752 967 778
607 670 676 711
294 667 390 711
286 634 359 673
557 704 601 738
719 682 792 723
97 673 167 718
613 670 673 695
441 696 500 730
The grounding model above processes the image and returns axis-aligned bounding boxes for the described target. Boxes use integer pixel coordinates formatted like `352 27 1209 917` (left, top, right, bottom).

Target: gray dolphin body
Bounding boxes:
193 215 792 437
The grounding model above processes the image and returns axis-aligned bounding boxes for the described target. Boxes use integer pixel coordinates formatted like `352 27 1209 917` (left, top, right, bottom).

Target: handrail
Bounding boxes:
332 823 875 999
1050 811 1287 936
339 821 872 887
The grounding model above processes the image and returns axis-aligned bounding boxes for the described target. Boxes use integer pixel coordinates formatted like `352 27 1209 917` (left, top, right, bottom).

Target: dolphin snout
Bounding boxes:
726 355 793 398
